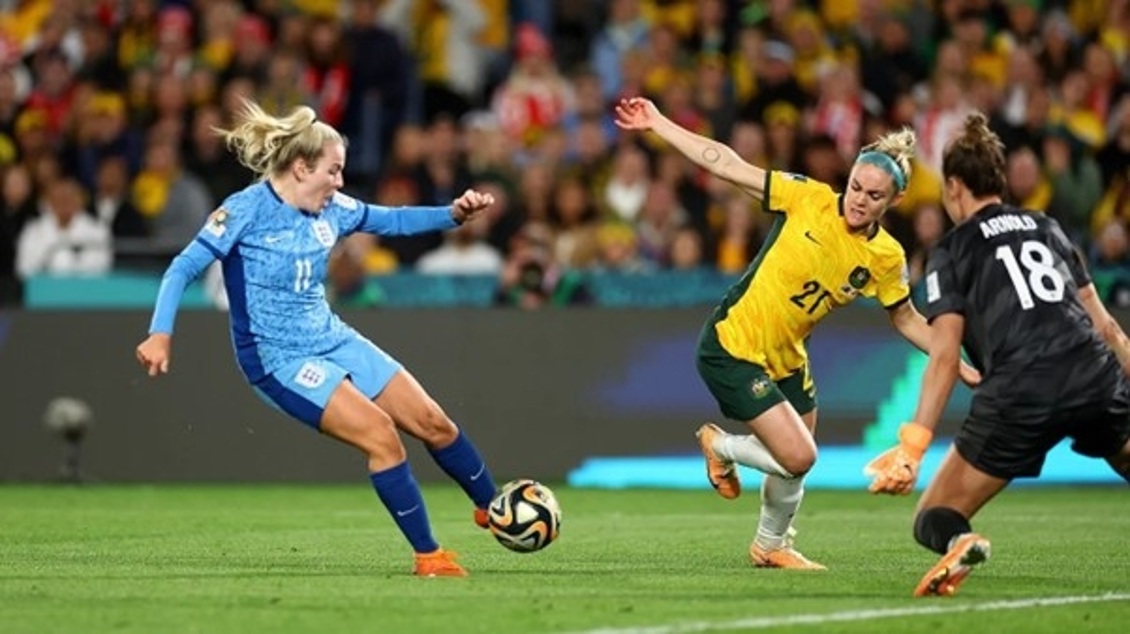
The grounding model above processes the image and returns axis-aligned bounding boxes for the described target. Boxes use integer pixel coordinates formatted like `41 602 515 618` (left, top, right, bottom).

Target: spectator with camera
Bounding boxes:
493 221 590 309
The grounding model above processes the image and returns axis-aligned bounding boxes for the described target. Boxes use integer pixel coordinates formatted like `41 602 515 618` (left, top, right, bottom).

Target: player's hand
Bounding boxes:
959 362 981 388
136 333 172 377
864 422 933 495
614 97 660 131
452 189 495 224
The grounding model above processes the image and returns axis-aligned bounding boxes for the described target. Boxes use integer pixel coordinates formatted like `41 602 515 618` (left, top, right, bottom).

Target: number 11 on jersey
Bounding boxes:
294 258 314 292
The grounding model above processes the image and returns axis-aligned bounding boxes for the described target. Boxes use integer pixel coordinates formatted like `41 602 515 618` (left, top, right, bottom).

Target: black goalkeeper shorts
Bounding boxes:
955 397 1130 480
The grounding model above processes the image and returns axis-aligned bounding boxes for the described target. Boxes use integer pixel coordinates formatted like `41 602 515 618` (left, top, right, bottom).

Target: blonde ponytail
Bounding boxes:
858 127 917 191
215 100 344 179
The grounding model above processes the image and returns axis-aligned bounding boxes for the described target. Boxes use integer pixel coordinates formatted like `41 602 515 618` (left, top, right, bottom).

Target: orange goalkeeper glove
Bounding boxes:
864 422 933 495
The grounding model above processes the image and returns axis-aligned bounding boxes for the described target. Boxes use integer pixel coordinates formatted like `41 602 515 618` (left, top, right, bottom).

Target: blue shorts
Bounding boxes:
251 336 402 429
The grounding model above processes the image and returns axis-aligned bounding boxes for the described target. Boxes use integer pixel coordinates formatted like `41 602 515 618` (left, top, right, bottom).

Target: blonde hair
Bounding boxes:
858 127 917 192
214 100 344 179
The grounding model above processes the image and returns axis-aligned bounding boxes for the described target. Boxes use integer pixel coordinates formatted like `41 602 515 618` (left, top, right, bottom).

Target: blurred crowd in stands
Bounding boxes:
2 0 1130 309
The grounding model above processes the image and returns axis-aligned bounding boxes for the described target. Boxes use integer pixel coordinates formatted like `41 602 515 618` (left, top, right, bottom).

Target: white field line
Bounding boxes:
564 592 1130 634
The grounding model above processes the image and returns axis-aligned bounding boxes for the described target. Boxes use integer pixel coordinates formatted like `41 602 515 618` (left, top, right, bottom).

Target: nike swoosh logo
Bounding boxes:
396 505 420 517
804 231 821 245
469 464 486 481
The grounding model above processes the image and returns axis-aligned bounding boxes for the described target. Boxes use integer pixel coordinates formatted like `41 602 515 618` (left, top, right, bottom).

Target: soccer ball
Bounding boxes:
487 479 562 553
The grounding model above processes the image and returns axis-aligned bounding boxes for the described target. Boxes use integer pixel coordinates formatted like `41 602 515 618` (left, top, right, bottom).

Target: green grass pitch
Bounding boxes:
1 484 1127 633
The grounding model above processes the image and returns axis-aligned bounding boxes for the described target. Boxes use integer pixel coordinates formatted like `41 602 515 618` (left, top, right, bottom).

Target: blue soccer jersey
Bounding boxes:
149 181 457 383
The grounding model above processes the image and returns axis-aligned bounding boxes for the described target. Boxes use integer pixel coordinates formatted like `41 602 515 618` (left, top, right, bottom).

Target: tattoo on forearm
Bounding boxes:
701 147 721 164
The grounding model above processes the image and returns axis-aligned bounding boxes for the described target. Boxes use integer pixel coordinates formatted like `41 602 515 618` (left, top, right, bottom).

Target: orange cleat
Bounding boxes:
913 533 990 597
750 542 826 570
473 507 489 529
696 423 741 499
413 548 467 577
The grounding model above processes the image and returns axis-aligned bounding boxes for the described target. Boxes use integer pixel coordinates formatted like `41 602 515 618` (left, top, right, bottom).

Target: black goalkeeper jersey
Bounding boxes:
923 203 1122 409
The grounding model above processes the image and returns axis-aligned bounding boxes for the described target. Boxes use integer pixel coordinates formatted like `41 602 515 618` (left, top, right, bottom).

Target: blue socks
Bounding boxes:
369 462 439 553
368 433 494 553
429 431 497 508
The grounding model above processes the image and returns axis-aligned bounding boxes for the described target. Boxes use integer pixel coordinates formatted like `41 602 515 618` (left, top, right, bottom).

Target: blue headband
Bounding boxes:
857 151 907 192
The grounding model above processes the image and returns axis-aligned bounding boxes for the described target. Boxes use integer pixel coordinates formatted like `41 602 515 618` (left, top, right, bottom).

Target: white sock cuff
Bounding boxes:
718 434 795 479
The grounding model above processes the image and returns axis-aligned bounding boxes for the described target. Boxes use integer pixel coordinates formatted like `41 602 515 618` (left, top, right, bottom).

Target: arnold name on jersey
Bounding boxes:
979 213 1037 238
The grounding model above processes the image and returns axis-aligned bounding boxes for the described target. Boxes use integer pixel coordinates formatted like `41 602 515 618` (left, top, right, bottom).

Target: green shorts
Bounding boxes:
695 320 817 421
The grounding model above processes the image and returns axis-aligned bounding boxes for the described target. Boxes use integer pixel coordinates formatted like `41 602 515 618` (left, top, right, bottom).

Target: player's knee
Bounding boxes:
358 424 406 464
777 448 815 478
914 506 971 555
415 403 457 445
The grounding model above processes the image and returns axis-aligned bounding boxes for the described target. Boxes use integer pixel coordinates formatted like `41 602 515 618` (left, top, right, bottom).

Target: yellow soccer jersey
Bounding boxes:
713 171 910 380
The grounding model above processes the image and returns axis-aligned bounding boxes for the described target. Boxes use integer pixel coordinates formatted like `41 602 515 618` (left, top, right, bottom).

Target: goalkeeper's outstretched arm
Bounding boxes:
866 312 964 495
909 313 964 434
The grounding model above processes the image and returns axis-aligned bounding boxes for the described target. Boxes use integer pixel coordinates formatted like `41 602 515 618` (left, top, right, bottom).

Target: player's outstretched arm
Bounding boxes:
356 189 495 236
1079 283 1130 375
909 313 964 435
867 312 964 495
614 97 767 202
136 240 216 377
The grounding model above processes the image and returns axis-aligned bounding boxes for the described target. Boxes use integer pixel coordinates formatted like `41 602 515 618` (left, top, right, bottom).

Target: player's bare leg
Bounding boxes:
703 402 814 480
375 371 458 448
695 403 822 569
322 379 407 473
748 406 824 570
322 380 466 577
697 401 812 496
746 402 818 476
911 446 1009 596
377 370 496 530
